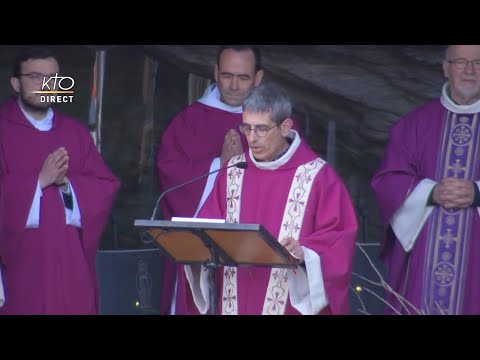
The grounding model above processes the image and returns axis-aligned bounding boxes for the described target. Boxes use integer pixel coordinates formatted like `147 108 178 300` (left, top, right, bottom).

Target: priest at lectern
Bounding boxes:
183 82 359 315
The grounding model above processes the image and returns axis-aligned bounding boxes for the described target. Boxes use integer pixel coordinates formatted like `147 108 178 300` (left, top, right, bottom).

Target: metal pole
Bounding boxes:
96 50 106 153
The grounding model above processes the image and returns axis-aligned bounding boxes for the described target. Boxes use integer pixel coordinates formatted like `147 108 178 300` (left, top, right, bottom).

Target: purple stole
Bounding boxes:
424 112 480 314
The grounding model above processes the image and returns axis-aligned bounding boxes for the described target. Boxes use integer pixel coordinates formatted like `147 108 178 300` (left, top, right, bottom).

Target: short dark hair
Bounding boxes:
13 47 58 78
216 45 262 73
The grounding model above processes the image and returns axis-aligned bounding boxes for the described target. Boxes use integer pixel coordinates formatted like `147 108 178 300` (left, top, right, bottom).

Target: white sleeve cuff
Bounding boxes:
194 157 221 218
391 179 436 252
288 247 328 315
184 264 210 314
0 266 5 308
63 182 82 227
26 181 43 228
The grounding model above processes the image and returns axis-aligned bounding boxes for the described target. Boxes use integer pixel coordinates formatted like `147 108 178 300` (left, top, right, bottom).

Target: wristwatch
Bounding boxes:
60 176 70 194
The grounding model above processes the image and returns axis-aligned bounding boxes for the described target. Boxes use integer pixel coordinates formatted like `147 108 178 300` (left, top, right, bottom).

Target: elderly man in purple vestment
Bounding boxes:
182 82 358 315
371 45 480 315
0 47 120 315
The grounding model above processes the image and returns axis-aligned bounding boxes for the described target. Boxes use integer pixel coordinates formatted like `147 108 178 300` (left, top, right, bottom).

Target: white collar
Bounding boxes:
18 99 54 131
440 82 480 114
249 130 301 170
197 83 243 113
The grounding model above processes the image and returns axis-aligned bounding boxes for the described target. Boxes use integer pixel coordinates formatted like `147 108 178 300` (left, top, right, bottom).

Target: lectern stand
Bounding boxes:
134 219 299 315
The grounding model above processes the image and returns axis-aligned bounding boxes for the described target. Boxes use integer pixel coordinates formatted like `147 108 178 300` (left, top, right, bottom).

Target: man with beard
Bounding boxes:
371 45 480 315
0 47 120 314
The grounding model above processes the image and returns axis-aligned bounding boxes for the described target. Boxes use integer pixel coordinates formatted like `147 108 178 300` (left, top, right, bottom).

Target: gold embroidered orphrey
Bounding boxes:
221 154 325 314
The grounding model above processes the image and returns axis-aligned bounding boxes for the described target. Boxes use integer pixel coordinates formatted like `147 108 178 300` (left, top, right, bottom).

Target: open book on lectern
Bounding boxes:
134 219 299 268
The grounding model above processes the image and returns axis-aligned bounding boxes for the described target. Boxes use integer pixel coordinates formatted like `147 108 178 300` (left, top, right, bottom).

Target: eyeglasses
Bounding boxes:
239 123 279 137
19 72 55 82
447 58 480 70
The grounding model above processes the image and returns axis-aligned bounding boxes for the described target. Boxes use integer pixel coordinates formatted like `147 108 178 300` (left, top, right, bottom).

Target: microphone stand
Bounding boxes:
148 160 248 313
150 161 248 221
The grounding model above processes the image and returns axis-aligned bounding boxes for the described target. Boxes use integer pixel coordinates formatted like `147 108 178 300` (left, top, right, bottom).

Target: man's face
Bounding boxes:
241 111 291 162
443 45 480 105
214 49 264 107
11 57 60 112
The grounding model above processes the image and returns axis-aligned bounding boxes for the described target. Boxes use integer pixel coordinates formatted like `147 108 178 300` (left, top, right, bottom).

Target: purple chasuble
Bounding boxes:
0 97 120 315
156 101 304 315
187 140 358 315
156 102 247 315
372 99 480 315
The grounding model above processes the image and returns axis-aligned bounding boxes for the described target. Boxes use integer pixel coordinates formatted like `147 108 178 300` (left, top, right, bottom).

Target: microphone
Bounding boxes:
150 161 248 221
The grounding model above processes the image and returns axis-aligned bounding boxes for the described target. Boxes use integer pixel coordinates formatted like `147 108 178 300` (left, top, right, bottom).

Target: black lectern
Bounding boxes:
134 219 299 315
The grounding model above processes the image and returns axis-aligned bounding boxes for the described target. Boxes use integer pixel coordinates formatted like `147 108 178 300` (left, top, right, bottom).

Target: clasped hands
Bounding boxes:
432 177 475 209
39 147 69 189
220 129 243 167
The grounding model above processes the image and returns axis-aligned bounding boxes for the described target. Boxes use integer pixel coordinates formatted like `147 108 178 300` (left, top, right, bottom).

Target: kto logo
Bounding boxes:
33 73 75 103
